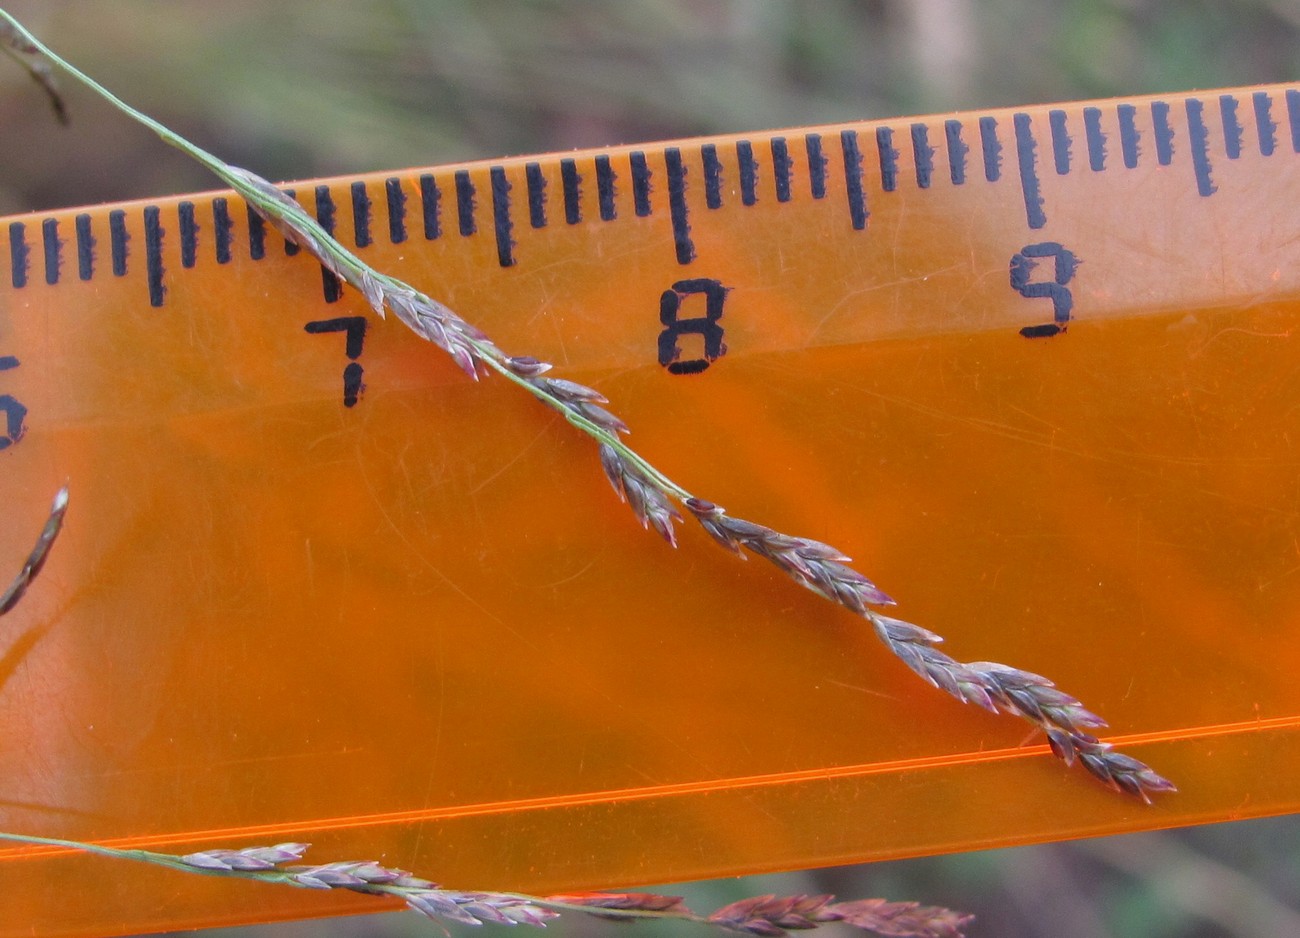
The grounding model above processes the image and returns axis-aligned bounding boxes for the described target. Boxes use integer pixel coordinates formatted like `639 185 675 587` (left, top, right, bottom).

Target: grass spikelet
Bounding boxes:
827 898 975 938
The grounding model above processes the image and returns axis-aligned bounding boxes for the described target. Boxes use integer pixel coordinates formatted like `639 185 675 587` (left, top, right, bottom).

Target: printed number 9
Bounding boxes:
1011 242 1078 338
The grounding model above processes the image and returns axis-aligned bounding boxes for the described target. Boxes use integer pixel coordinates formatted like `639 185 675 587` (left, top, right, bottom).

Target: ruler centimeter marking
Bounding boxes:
3 87 1299 311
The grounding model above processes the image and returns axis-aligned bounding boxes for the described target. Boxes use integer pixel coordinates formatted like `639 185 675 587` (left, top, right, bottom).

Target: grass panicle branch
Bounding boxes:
0 834 972 938
0 485 67 617
0 10 1172 799
0 19 66 125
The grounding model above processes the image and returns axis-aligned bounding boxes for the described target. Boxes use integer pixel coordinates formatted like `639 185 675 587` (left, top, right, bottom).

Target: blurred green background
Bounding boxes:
3 1 1300 936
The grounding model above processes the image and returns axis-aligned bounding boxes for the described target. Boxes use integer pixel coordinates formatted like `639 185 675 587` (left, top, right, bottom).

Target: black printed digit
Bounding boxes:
1010 242 1078 338
304 317 367 407
0 355 26 450
658 278 728 375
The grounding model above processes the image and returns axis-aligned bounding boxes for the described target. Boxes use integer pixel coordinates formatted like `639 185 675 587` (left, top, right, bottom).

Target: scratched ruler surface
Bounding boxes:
3 84 1300 935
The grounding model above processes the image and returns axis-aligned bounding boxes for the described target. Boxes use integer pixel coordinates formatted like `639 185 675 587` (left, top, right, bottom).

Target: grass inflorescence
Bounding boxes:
0 7 1195 932
0 7 1172 803
0 834 973 938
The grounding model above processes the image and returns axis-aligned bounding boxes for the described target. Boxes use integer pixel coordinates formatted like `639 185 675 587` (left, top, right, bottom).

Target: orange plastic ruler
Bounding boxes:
2 83 1300 936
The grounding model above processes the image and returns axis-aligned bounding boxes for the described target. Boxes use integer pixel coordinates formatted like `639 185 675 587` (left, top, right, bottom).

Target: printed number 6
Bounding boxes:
0 356 26 450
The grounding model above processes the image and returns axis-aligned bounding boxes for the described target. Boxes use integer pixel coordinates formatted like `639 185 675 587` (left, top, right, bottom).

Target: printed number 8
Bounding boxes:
658 278 728 375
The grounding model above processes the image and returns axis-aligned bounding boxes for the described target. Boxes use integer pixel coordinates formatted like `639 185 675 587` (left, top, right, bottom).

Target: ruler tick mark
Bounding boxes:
1151 101 1174 166
385 178 407 244
1083 107 1106 171
315 186 342 302
419 174 441 239
143 205 165 307
1185 98 1217 196
911 123 934 188
1286 89 1300 152
1048 109 1071 175
1013 113 1047 229
771 137 792 203
244 204 265 260
525 163 547 228
178 201 198 269
75 212 94 280
490 166 515 268
840 129 868 231
875 126 898 192
1117 104 1140 168
560 158 582 224
1219 95 1243 159
979 116 1001 181
665 147 694 264
8 222 26 289
736 140 758 206
945 120 968 185
630 151 652 217
109 209 130 274
702 144 723 209
455 171 476 236
211 197 232 264
41 218 60 286
595 155 617 221
351 181 373 248
805 133 827 198
42 218 60 285
1253 91 1277 156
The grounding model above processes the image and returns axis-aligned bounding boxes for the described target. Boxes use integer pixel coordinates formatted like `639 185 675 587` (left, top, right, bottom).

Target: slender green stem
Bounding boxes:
0 832 348 892
506 894 709 924
0 11 378 294
0 831 206 876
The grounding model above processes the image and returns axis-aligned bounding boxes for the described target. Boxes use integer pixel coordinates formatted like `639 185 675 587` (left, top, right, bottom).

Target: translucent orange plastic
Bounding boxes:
2 85 1300 935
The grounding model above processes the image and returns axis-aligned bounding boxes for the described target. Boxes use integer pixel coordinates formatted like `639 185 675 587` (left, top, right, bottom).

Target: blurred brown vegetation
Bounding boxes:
3 1 1300 936
4 0 1300 215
